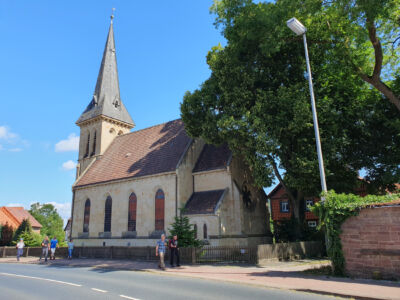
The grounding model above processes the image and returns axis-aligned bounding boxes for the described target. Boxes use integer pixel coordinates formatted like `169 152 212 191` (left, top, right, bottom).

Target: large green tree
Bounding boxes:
29 203 65 245
181 0 400 228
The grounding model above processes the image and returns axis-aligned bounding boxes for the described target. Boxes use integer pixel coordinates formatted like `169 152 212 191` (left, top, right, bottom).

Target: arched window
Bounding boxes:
104 196 112 232
128 193 137 231
155 189 165 231
83 199 90 233
91 131 96 156
118 130 123 136
194 224 197 239
203 224 207 239
84 133 90 158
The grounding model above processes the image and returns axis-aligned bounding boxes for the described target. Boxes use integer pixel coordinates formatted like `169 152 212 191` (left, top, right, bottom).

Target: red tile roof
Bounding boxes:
193 144 232 173
75 119 192 187
0 207 42 229
184 189 226 215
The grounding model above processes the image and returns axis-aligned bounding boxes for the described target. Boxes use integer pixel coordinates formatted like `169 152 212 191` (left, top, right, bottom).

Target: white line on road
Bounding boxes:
120 295 141 300
91 288 108 293
0 272 82 287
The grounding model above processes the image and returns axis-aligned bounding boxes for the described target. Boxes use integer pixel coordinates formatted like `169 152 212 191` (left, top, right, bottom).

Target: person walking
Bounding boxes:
16 238 25 262
39 236 50 262
50 236 59 260
169 235 180 267
156 234 167 270
67 239 74 259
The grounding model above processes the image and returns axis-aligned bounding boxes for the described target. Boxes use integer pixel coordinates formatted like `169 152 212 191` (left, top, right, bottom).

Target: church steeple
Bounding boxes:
75 14 134 178
76 15 134 126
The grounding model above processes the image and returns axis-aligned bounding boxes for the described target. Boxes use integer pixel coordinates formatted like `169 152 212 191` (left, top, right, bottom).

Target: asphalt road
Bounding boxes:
0 263 341 300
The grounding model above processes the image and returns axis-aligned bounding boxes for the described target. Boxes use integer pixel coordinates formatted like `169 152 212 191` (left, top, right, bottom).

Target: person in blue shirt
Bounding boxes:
50 236 58 260
155 234 167 270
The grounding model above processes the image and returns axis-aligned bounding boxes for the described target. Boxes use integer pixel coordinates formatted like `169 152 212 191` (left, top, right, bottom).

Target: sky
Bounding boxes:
0 1 231 224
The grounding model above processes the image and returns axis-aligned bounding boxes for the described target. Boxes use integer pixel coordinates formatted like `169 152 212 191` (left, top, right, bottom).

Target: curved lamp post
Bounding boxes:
286 17 328 197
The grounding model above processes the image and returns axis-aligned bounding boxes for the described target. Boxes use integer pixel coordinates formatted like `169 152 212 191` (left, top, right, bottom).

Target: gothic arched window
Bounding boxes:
84 133 90 158
104 196 112 232
194 224 197 239
91 131 96 156
203 223 208 239
155 189 165 231
83 199 90 233
128 192 137 231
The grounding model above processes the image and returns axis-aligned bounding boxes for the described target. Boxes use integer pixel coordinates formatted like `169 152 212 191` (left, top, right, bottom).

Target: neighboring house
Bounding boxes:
268 184 320 228
70 17 271 247
0 207 42 233
64 218 71 241
268 179 374 228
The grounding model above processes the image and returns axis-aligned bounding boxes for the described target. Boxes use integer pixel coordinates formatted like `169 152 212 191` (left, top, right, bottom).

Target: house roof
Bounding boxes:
76 19 133 126
184 189 226 215
193 143 232 173
75 119 192 187
0 207 42 229
267 183 283 199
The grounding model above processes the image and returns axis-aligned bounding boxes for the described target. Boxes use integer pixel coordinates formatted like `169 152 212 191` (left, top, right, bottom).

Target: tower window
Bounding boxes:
194 224 197 239
203 224 208 239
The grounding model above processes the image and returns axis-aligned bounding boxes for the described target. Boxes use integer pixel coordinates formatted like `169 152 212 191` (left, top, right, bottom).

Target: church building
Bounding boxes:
70 17 271 247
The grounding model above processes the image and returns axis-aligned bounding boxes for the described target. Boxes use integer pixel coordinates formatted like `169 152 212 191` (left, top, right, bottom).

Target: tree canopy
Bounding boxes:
29 203 65 244
181 0 400 223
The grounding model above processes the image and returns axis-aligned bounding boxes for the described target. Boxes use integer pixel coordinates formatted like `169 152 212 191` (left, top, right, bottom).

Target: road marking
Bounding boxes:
91 288 108 293
0 272 82 287
120 295 141 300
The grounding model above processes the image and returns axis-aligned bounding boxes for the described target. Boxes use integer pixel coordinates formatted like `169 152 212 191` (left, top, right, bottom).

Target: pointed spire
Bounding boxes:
77 14 134 127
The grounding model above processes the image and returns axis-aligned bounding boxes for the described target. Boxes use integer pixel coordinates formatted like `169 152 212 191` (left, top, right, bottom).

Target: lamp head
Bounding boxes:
287 17 306 35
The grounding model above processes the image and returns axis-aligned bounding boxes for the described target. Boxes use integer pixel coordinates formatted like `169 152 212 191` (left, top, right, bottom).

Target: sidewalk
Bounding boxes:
1 257 399 300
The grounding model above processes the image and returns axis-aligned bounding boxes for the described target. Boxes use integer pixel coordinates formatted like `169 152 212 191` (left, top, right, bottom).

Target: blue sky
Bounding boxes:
0 1 231 223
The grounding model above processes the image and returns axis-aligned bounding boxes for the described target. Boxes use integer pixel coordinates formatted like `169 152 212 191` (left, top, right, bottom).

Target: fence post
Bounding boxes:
191 247 196 264
25 247 29 257
2 246 6 258
110 246 113 259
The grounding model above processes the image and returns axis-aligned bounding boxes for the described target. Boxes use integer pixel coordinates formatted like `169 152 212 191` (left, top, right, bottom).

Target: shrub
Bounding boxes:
168 209 201 247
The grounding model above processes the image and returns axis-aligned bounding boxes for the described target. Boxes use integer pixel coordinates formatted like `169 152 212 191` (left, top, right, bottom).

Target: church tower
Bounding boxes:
76 15 134 177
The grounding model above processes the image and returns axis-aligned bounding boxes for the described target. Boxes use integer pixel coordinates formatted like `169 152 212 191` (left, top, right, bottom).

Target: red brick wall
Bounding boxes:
340 206 400 279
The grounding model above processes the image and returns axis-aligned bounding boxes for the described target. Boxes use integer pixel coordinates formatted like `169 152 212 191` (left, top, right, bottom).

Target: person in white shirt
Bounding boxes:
16 238 25 261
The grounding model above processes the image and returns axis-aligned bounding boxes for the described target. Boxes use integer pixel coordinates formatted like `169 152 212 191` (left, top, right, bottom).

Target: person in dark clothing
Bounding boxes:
169 235 180 267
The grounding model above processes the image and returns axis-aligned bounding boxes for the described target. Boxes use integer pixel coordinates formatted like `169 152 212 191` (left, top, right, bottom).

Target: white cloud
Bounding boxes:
62 160 77 171
0 126 17 140
6 203 24 207
0 144 3 150
9 148 22 152
47 202 71 226
55 133 79 152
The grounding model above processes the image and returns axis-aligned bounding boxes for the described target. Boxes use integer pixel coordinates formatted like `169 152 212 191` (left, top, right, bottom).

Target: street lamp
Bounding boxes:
287 17 328 195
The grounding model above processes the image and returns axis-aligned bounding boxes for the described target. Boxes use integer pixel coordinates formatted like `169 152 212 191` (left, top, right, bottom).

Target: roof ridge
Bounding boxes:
115 118 182 138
